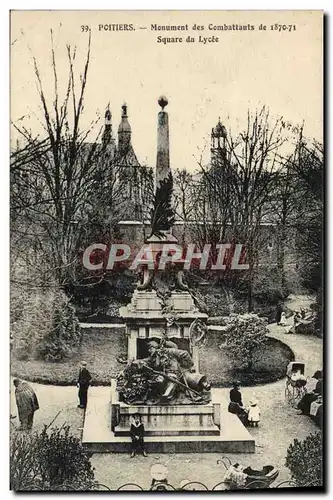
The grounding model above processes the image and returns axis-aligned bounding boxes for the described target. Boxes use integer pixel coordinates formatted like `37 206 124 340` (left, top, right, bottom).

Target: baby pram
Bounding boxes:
218 457 279 490
285 361 307 406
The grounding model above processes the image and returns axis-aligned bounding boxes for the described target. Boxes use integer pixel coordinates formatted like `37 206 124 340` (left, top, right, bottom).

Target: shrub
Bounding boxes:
285 432 323 487
11 289 81 362
193 289 246 317
255 304 278 323
10 426 95 491
67 271 135 317
11 287 30 325
39 296 81 361
223 313 269 370
11 290 55 360
253 267 290 305
106 300 123 317
10 428 40 490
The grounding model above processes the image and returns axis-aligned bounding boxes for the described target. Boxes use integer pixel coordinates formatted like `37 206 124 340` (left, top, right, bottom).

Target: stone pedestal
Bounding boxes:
111 380 220 437
119 289 207 361
82 385 255 454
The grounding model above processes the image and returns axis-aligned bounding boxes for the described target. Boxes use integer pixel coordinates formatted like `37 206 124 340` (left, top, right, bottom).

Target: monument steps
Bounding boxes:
114 427 220 437
83 437 255 454
82 387 255 454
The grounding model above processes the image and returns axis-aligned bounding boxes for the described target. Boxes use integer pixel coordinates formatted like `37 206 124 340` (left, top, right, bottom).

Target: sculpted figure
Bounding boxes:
117 339 211 405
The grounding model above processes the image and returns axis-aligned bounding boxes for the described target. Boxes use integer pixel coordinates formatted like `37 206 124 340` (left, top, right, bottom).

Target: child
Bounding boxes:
130 413 147 458
279 312 287 326
248 399 260 427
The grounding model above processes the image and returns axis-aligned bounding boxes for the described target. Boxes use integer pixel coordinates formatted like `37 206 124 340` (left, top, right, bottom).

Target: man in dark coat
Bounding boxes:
77 361 92 409
13 379 39 431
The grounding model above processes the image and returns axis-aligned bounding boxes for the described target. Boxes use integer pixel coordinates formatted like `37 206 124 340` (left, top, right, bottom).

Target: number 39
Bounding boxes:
81 25 90 32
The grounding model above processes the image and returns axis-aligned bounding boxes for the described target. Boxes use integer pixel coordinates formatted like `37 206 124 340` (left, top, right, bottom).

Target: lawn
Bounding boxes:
11 326 127 386
199 337 294 387
11 325 293 387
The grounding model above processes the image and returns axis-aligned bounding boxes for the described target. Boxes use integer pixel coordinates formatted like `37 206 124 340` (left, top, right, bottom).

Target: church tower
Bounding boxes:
211 117 227 152
116 103 142 220
118 103 132 153
102 106 112 145
101 105 116 157
210 117 228 174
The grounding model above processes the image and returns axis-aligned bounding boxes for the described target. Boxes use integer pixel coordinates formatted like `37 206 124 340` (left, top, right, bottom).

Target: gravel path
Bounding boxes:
10 313 322 490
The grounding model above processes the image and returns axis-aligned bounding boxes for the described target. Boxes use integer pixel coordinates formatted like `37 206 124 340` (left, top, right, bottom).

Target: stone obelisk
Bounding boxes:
156 96 170 188
147 96 177 245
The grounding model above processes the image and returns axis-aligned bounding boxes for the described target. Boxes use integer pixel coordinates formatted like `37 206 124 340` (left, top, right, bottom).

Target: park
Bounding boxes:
10 21 323 492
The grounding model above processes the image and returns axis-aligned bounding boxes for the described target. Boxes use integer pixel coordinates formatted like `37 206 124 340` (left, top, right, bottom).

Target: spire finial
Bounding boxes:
122 102 127 117
105 103 111 120
158 95 168 110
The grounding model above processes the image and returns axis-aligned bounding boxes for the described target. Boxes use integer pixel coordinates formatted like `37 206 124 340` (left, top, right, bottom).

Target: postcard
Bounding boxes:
10 10 323 492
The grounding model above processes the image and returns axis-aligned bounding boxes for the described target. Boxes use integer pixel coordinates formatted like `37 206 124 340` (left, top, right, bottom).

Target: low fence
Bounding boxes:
18 479 321 491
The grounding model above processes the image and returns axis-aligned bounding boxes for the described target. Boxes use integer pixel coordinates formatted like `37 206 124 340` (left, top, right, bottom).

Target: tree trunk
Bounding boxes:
247 274 254 312
247 246 255 312
277 205 287 292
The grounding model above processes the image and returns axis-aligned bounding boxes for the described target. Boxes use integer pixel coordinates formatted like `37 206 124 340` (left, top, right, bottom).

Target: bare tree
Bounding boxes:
173 168 196 243
290 133 323 290
193 107 287 310
10 32 129 290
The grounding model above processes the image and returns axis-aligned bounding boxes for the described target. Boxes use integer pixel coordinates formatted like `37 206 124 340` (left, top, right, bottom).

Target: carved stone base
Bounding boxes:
111 381 220 437
122 289 200 314
82 384 256 454
119 289 207 359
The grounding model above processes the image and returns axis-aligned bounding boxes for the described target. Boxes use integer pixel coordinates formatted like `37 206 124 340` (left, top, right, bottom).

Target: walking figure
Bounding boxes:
77 361 92 409
13 379 39 431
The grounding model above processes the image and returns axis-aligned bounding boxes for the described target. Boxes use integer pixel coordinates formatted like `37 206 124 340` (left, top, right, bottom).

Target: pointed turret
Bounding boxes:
211 117 227 150
118 103 132 152
102 105 113 147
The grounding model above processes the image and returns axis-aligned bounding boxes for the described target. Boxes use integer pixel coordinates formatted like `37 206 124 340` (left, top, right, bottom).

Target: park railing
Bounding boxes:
16 479 320 492
13 456 320 492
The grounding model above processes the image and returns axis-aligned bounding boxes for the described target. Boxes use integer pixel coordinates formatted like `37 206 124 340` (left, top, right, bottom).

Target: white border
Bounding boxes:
3 2 330 499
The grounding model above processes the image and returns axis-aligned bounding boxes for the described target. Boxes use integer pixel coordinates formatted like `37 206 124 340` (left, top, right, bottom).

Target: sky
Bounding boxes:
11 10 323 172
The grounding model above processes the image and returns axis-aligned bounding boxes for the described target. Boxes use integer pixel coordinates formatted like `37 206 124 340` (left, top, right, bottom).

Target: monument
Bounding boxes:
82 98 255 453
119 96 208 361
114 95 219 438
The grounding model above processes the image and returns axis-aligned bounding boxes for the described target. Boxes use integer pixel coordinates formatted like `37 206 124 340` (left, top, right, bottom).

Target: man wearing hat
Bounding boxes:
77 361 92 409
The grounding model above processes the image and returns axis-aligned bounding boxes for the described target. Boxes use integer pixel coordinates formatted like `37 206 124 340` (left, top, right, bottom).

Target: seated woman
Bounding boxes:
306 370 322 392
297 370 323 415
312 398 323 428
228 381 248 425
